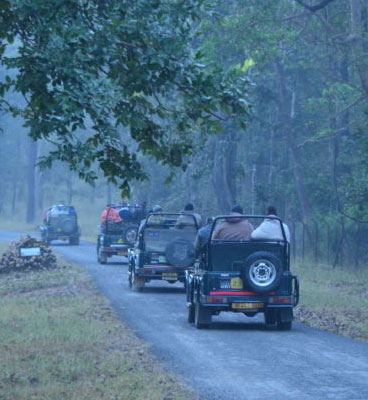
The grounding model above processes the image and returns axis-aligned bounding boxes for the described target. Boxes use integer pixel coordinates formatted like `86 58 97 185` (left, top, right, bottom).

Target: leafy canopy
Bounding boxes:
0 0 250 195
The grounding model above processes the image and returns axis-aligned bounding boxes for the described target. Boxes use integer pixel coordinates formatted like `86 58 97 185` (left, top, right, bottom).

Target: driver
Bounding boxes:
212 205 254 240
137 204 163 237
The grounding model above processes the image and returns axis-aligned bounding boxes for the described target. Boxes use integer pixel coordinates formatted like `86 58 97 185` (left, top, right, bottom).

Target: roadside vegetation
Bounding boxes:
293 261 368 342
0 242 193 400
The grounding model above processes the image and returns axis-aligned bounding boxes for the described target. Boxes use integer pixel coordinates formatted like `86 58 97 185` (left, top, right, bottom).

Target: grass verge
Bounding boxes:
293 261 368 342
0 244 194 400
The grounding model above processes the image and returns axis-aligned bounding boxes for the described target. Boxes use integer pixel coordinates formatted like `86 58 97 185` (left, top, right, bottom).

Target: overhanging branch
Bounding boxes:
294 0 337 13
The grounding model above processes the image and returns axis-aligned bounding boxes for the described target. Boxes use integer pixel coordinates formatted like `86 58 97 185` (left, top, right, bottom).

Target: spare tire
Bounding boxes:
165 238 195 267
124 224 138 246
242 251 283 293
61 218 76 233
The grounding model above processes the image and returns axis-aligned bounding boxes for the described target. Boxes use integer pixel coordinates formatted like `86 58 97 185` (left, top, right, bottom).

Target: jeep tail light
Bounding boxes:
269 296 293 304
206 296 228 304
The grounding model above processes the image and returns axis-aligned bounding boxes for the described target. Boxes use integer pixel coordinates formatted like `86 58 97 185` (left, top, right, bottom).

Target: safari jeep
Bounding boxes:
97 204 144 264
128 213 198 290
186 215 299 330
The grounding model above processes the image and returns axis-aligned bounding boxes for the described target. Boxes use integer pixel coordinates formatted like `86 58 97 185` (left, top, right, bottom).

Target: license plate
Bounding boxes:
118 252 127 256
232 302 263 310
162 273 178 281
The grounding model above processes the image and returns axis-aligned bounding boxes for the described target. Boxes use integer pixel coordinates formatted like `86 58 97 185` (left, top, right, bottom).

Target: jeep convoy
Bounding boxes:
41 205 299 330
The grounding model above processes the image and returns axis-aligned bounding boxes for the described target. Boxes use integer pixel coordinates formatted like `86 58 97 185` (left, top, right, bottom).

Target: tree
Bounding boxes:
0 0 250 196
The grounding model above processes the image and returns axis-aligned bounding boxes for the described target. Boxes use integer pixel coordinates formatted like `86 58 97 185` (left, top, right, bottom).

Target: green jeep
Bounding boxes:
97 205 144 264
128 213 198 291
186 215 299 329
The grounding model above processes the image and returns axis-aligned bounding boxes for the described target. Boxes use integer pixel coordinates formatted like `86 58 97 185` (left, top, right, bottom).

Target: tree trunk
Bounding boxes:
106 182 112 205
26 138 38 224
350 0 368 96
212 127 238 213
66 171 73 205
275 60 312 223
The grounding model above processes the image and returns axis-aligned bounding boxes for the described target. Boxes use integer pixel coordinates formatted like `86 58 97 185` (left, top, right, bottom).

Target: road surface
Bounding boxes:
1 230 368 400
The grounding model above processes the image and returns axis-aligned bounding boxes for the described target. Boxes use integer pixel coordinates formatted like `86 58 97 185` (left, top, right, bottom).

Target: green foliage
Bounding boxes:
0 0 250 196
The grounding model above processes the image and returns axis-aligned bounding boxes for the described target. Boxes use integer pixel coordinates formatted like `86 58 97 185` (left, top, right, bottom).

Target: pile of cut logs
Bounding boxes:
0 236 57 273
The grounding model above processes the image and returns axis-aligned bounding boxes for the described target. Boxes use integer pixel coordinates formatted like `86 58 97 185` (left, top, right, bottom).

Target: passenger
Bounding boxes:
195 217 214 256
101 205 122 225
137 204 163 236
118 206 133 221
251 206 290 242
212 205 254 240
176 203 202 228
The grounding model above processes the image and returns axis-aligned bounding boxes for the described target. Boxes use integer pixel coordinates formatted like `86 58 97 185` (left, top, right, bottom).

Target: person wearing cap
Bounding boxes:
212 205 254 240
251 205 290 242
176 202 202 228
195 217 214 256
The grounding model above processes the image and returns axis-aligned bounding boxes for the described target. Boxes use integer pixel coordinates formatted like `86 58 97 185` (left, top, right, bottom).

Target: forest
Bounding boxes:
0 0 368 267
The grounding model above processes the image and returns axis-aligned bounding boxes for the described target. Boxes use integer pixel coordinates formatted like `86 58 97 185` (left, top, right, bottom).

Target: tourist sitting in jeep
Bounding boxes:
128 212 199 291
97 203 145 264
40 204 80 245
186 213 299 330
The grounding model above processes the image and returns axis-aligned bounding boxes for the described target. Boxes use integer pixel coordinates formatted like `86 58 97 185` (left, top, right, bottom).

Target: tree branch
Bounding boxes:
294 0 337 13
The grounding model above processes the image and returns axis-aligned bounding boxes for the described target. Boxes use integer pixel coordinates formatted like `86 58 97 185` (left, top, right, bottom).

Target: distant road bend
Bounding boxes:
1 230 368 400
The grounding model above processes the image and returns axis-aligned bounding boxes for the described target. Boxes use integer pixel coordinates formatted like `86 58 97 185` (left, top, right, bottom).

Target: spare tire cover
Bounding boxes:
61 218 76 233
165 238 195 267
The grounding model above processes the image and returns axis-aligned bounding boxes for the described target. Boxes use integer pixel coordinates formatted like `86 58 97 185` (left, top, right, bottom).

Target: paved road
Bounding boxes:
2 230 368 400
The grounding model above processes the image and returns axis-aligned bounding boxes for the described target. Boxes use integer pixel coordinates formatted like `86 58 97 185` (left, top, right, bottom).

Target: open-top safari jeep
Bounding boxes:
97 204 145 264
128 213 198 290
186 215 299 329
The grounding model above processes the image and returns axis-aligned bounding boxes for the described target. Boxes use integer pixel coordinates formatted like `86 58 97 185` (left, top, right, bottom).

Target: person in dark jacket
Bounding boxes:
212 205 254 240
195 217 214 256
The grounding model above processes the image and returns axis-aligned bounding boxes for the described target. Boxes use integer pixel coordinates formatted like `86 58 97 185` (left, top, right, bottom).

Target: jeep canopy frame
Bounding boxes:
206 215 290 272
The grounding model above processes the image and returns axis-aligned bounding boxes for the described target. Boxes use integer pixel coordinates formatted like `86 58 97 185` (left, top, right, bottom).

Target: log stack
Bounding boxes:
0 236 57 273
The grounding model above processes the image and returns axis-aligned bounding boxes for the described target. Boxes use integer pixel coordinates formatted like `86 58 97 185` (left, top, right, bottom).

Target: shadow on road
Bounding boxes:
137 286 186 294
209 321 267 331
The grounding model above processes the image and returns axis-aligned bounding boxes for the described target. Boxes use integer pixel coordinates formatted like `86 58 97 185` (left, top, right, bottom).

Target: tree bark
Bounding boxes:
275 60 312 223
212 129 237 212
26 138 38 224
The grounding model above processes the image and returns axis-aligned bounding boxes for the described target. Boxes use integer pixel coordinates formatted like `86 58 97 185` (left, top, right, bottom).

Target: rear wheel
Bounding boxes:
264 309 277 325
276 309 293 331
187 305 195 323
277 320 292 331
98 247 107 264
131 269 145 292
69 237 80 245
194 301 211 329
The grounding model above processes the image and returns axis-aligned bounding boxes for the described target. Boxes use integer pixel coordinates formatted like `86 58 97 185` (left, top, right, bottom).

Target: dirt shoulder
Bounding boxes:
0 250 194 400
